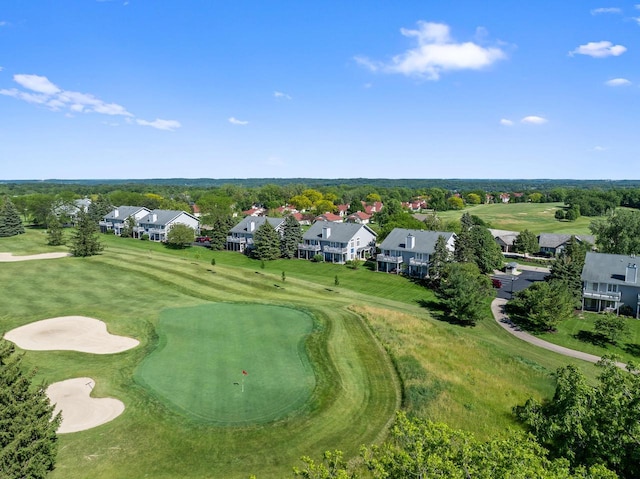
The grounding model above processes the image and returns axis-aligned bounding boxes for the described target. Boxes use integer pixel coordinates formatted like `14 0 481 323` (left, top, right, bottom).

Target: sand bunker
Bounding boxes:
0 252 71 262
47 378 125 433
4 316 139 354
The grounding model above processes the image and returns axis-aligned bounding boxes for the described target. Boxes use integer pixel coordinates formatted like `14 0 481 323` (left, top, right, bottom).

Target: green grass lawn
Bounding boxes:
0 229 603 478
135 303 315 425
435 202 603 235
537 312 640 365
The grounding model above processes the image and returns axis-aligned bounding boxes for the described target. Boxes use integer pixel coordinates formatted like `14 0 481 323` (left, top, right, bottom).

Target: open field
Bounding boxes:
0 229 602 478
434 202 603 235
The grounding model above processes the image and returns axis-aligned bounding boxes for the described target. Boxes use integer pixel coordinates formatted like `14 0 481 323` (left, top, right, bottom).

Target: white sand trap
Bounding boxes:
47 377 124 433
4 316 139 354
0 252 71 262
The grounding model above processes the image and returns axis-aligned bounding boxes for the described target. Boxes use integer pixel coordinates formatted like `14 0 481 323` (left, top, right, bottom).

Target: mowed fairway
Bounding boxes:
136 303 315 424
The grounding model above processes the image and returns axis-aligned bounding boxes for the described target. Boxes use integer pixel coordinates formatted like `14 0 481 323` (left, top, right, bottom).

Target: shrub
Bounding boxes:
141 234 149 241
312 254 324 263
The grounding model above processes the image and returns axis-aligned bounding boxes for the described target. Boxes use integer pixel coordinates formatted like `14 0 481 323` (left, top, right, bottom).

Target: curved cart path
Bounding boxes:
492 298 628 370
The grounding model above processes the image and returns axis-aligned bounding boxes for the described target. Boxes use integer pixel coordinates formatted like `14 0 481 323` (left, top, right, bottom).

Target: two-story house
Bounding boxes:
376 229 456 277
136 210 200 242
581 251 640 318
226 216 286 253
538 233 594 256
100 206 151 235
298 221 376 263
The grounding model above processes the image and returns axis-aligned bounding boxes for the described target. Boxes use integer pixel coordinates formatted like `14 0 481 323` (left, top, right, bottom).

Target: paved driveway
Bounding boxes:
492 267 548 300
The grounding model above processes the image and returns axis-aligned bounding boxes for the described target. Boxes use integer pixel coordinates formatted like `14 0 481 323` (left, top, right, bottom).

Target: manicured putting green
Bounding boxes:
135 303 316 425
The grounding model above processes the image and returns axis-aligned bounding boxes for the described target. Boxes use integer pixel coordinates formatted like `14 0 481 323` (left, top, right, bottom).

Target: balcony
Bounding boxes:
226 236 247 244
298 243 321 252
582 289 621 302
377 254 404 264
99 221 113 228
324 245 348 254
409 257 429 267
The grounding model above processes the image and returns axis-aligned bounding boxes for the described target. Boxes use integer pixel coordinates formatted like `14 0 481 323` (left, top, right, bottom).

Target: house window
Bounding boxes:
607 284 618 293
356 237 360 246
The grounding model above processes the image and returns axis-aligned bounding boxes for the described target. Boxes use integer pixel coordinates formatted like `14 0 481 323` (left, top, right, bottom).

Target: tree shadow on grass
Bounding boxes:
416 299 475 327
574 330 608 348
623 343 640 358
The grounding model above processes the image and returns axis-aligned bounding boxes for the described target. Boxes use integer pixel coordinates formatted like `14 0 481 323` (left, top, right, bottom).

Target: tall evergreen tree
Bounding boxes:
0 340 61 478
280 215 303 259
209 215 236 250
45 214 64 246
469 225 504 274
438 262 494 326
0 197 25 237
87 194 112 226
429 234 451 283
252 221 281 260
69 209 104 257
548 236 589 306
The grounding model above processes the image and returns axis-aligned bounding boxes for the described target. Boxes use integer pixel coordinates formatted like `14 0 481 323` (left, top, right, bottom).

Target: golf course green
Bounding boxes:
135 303 316 424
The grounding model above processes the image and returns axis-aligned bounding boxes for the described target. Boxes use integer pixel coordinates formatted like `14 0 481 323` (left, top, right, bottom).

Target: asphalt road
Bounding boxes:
492 267 548 300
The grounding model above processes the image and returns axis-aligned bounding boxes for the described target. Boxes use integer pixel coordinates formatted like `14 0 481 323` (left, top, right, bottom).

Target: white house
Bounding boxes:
298 221 377 263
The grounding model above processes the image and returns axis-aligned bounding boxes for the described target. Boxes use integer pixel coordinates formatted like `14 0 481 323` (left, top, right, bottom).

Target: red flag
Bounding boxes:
242 370 248 376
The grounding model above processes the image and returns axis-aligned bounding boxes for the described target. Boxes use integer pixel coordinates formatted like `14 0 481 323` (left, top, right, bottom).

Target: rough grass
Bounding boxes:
0 229 602 477
435 202 603 235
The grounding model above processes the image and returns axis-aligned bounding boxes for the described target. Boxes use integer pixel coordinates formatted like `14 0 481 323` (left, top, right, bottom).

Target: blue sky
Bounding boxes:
1 1 639 180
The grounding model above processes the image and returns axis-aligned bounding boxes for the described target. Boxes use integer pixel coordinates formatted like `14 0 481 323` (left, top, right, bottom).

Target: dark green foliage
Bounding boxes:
209 215 236 251
514 229 539 254
166 223 195 247
469 225 504 274
565 189 619 216
253 222 281 260
334 275 339 286
555 209 565 220
590 209 640 255
45 214 64 246
281 215 303 259
0 197 25 237
594 314 630 345
515 357 639 478
437 262 493 326
24 193 55 227
87 194 113 225
0 340 61 479
120 215 137 238
69 209 104 257
507 280 575 331
429 234 451 283
548 236 589 306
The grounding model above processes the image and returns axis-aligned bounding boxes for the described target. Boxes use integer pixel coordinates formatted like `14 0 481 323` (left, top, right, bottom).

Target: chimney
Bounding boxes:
249 221 256 232
406 234 415 249
151 213 157 222
322 226 331 239
626 263 637 283
114 209 119 218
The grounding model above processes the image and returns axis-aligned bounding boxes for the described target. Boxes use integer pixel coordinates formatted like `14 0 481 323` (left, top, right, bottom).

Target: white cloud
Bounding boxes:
594 146 607 151
521 115 548 124
0 66 4 72
355 21 507 80
228 117 249 125
273 91 292 100
569 41 626 58
0 21 8 27
605 78 631 86
136 118 181 131
591 7 622 15
0 72 181 129
14 74 61 94
500 118 514 126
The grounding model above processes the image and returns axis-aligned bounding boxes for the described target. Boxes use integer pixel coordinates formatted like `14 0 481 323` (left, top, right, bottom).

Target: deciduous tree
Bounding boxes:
438 262 493 326
514 229 539 255
507 280 575 331
166 223 195 247
590 209 640 254
594 313 630 345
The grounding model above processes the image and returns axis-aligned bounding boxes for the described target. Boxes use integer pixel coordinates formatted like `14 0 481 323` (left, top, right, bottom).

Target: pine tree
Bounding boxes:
429 234 451 282
87 194 113 226
0 197 25 237
0 340 61 478
469 225 504 274
210 215 236 250
280 215 303 259
46 214 65 246
253 221 281 260
69 209 104 257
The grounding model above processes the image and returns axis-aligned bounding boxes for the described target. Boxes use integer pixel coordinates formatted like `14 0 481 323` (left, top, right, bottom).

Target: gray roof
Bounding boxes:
378 228 455 254
538 233 595 249
303 221 377 243
230 216 285 234
581 251 640 285
104 206 150 220
138 209 196 226
489 229 519 246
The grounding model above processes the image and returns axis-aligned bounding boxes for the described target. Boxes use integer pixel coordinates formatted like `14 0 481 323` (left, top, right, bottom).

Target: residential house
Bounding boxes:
361 201 383 215
336 204 350 217
538 233 595 256
499 193 511 203
136 209 200 242
292 212 312 226
53 198 92 225
314 212 343 223
581 252 640 318
298 221 377 263
376 229 456 277
100 206 151 235
489 229 519 253
226 216 285 253
345 211 371 224
242 206 266 217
